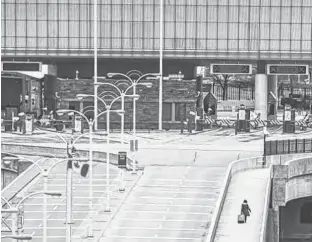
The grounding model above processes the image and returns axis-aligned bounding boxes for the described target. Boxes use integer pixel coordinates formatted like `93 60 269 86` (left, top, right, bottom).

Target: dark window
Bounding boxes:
69 101 79 111
300 202 312 223
163 103 172 121
175 103 186 121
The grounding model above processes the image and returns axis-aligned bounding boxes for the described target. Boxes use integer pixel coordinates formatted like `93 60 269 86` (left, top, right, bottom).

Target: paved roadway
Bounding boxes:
2 126 307 241
1 156 125 242
214 169 270 242
100 166 225 242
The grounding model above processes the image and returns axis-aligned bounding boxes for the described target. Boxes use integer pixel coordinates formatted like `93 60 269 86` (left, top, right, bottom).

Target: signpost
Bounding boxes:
118 152 127 169
267 64 309 75
2 61 42 72
210 64 252 75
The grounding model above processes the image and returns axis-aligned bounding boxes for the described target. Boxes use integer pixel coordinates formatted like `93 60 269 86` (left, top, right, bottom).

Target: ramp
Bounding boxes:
213 169 270 242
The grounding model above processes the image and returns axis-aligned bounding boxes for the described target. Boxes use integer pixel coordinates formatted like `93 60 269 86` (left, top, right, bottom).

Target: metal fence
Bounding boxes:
265 138 312 156
212 84 254 101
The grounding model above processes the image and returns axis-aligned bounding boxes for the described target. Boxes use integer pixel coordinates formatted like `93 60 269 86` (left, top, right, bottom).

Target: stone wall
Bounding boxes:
57 78 197 129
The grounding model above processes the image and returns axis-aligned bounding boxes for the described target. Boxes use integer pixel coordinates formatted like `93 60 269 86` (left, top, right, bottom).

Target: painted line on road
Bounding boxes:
116 218 209 222
53 205 58 211
133 190 220 195
134 196 218 200
102 235 199 240
118 210 211 215
125 203 215 208
109 227 206 232
138 185 221 188
140 179 222 183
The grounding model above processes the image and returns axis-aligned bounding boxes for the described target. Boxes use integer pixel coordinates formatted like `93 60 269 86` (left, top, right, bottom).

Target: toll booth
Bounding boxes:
236 105 251 133
283 105 295 133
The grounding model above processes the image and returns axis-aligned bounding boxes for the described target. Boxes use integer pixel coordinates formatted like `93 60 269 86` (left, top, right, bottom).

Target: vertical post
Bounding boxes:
119 169 125 192
22 77 26 113
121 93 125 144
66 143 73 242
93 0 98 130
105 108 111 212
88 122 93 237
264 134 267 165
132 84 137 174
11 204 17 242
43 171 48 242
158 0 163 130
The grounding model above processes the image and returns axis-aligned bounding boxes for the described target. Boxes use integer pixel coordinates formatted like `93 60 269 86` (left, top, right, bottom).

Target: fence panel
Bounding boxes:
265 138 312 156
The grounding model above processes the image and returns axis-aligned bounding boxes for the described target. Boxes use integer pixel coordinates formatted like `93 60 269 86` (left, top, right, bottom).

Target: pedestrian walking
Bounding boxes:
241 199 251 223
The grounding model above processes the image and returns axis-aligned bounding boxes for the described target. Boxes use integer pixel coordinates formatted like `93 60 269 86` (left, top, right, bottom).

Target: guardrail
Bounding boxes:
205 152 312 242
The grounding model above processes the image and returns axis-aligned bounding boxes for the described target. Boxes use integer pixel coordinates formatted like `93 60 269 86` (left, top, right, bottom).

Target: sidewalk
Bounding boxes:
213 169 270 242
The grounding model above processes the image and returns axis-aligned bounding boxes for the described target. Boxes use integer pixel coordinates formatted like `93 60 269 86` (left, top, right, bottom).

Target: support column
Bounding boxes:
268 75 278 118
255 74 268 120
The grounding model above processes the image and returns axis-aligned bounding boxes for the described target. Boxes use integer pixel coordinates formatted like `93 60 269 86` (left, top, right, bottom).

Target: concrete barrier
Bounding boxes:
205 152 312 242
1 142 134 202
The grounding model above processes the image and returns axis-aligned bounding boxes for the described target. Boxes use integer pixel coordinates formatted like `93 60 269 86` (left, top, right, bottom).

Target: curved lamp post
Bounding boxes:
2 156 58 242
57 108 124 214
1 235 33 240
2 190 61 242
94 81 141 144
106 72 158 173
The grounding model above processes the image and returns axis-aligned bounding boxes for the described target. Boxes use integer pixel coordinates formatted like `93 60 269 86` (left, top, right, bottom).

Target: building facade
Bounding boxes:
1 1 312 127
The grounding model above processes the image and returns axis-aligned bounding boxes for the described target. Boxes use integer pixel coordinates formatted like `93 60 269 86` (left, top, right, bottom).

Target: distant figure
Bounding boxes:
241 199 252 223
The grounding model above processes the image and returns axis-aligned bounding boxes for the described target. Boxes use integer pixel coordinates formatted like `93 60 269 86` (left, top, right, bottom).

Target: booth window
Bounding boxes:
300 202 312 223
175 103 186 121
163 103 172 121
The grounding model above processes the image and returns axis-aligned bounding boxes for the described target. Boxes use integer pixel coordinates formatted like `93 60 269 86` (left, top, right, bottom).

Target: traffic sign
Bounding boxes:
2 61 42 72
210 64 252 75
267 64 309 75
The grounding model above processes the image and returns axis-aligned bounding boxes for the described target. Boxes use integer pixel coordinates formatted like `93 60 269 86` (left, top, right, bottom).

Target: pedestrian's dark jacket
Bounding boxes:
241 202 251 216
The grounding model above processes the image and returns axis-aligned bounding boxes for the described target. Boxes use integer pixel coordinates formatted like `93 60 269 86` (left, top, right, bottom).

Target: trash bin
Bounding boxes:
283 121 295 133
55 121 64 132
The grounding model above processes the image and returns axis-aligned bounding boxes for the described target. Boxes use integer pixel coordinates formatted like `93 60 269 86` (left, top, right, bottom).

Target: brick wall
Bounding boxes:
58 78 197 129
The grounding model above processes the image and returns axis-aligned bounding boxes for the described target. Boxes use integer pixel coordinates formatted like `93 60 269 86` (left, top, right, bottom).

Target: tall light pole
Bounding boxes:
93 0 98 130
159 0 164 130
107 72 157 173
58 107 124 213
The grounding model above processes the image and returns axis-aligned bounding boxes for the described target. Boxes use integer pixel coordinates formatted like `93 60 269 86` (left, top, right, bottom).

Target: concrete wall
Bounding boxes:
268 156 312 242
280 197 312 241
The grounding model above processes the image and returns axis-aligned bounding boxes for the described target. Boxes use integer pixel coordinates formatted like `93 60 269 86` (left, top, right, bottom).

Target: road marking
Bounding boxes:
109 227 206 231
141 179 222 183
102 235 199 240
133 190 220 195
126 203 214 208
139 185 220 188
53 205 58 210
115 218 209 222
119 211 211 215
134 196 217 200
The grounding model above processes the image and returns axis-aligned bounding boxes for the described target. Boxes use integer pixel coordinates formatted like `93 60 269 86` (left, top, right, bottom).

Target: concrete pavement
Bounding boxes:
1 157 138 242
99 166 226 242
213 169 270 242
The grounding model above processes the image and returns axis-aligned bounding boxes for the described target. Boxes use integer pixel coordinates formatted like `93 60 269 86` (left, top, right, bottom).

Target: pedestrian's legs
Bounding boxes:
244 215 247 223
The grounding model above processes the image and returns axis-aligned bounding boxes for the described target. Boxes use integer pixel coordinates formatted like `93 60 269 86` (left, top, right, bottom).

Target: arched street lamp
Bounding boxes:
57 108 124 215
105 72 158 173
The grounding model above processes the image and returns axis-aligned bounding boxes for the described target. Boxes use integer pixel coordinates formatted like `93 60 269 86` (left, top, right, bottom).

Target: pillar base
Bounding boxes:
104 207 111 213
